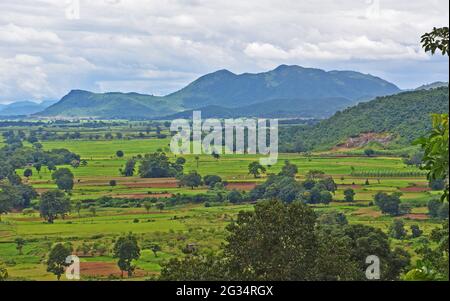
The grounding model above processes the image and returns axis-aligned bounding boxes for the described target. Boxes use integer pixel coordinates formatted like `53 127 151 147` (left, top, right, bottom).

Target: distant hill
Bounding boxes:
282 87 449 151
415 81 448 91
161 97 354 119
163 65 400 109
0 100 57 116
40 90 183 119
38 65 401 119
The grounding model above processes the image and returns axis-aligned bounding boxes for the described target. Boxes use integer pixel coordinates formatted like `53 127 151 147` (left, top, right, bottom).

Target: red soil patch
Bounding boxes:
404 214 429 220
226 182 257 191
400 186 431 192
353 208 382 218
80 262 149 278
113 193 173 199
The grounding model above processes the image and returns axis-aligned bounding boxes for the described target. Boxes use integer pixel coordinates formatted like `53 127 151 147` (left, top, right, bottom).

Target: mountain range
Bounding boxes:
35 65 401 119
0 100 57 116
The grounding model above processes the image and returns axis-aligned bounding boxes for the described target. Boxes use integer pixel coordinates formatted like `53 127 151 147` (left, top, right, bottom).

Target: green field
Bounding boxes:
0 136 445 280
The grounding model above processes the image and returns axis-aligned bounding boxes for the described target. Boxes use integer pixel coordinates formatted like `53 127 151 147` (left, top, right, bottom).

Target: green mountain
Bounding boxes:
164 65 400 108
38 65 400 119
282 87 449 151
40 90 182 119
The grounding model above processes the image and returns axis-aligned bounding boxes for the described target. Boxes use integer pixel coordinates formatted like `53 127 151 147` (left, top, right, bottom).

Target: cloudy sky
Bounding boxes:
0 0 448 103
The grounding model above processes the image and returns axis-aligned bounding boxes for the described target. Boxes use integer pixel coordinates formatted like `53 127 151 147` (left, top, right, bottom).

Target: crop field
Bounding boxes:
0 135 445 280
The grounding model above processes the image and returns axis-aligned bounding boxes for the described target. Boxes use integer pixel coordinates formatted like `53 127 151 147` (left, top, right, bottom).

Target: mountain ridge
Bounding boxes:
37 65 402 119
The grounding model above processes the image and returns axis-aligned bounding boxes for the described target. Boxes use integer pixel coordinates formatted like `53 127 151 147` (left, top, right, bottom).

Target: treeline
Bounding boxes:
0 130 80 212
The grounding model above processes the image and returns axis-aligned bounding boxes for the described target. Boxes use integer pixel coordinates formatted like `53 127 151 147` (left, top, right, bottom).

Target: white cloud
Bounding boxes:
0 0 448 103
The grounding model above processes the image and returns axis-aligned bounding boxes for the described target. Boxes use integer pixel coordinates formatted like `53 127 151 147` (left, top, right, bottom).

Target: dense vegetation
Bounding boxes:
280 87 449 151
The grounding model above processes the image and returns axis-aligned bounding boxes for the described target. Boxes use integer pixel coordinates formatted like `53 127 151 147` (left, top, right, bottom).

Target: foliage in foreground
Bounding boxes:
160 200 410 281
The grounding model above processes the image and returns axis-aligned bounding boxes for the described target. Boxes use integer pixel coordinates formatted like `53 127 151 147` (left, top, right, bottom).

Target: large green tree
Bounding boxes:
113 234 141 278
39 190 71 223
47 243 72 280
52 168 74 191
415 27 449 202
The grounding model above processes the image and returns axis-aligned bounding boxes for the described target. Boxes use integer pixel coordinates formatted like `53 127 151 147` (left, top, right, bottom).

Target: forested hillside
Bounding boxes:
281 87 449 151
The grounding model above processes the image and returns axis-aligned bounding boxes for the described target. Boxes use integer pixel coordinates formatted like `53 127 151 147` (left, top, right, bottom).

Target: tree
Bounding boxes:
155 202 165 212
248 161 266 178
74 200 82 217
113 234 140 278
23 168 33 179
47 162 56 173
116 150 124 158
389 219 407 240
429 178 446 190
212 151 220 160
414 114 449 202
34 163 42 174
415 28 449 202
179 171 202 189
428 198 449 219
47 243 72 280
320 190 333 205
403 151 424 167
52 168 74 191
421 27 449 56
121 159 136 177
15 237 25 255
89 206 97 217
194 156 200 169
319 176 337 194
150 244 161 257
364 149 375 157
279 160 298 177
175 157 186 165
343 188 356 202
223 200 317 280
39 190 71 223
343 224 410 280
109 180 117 187
139 152 182 178
410 225 423 238
374 192 402 216
70 160 80 168
56 175 74 192
143 201 152 213
227 190 243 204
159 201 409 281
0 192 13 222
203 175 222 188
317 210 348 226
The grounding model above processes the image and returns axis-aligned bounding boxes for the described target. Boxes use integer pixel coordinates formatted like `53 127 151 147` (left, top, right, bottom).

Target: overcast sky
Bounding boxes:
0 0 448 103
